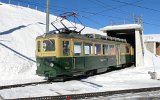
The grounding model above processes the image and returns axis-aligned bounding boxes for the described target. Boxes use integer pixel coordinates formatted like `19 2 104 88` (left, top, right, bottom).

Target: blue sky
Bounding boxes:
1 0 160 34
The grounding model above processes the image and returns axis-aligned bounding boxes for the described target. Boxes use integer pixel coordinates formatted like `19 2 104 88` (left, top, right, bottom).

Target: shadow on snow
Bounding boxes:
0 42 36 63
0 22 45 35
0 25 26 35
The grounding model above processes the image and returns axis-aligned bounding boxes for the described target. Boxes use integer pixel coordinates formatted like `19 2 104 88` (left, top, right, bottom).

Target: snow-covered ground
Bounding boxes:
1 50 160 99
0 2 160 99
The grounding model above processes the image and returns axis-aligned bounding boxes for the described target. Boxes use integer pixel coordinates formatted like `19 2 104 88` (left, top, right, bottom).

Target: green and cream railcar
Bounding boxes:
36 33 134 80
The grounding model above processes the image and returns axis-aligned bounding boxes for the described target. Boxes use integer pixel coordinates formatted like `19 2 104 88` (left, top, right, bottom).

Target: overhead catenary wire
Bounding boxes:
110 0 160 27
86 0 142 24
3 0 160 28
111 0 160 13
85 0 141 24
4 0 133 23
87 0 160 27
4 0 104 28
90 0 143 15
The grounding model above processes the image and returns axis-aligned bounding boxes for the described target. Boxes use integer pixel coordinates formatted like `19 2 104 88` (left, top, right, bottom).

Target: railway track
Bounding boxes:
0 81 50 90
6 86 160 100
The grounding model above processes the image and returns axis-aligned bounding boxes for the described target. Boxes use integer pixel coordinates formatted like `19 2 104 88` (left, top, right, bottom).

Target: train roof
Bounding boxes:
36 33 129 45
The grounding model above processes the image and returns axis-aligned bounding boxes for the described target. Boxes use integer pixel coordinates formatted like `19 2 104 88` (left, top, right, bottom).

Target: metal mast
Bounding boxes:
46 0 50 34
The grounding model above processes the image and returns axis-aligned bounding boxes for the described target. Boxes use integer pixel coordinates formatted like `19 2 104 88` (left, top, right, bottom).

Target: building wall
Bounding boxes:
135 30 144 67
145 42 155 54
145 42 160 56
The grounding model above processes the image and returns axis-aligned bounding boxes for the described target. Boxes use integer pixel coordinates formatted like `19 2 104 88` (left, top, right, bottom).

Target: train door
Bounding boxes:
36 40 42 57
61 39 74 70
73 41 84 70
116 44 121 65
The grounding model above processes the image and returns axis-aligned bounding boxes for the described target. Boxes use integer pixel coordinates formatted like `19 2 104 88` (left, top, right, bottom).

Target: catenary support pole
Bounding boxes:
46 0 50 34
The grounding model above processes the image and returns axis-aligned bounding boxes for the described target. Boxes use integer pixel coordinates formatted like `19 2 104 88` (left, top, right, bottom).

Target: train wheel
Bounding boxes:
85 70 96 77
122 64 127 68
48 76 66 82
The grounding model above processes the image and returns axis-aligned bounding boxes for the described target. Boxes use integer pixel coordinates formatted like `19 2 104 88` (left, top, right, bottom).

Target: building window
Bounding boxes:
84 43 93 55
95 44 101 55
126 46 130 53
156 43 160 48
74 42 82 56
43 39 55 51
63 41 70 56
121 45 125 53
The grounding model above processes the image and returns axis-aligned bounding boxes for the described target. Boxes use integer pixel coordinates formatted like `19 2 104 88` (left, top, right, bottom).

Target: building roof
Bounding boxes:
100 24 142 32
144 34 160 42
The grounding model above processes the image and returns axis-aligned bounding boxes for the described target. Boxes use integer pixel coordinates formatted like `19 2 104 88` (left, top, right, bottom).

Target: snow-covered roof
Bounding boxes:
144 34 160 42
100 24 142 31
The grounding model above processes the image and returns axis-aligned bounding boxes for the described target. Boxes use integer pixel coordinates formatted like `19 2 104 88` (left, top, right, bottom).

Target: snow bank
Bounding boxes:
0 3 47 84
144 50 160 79
0 3 103 84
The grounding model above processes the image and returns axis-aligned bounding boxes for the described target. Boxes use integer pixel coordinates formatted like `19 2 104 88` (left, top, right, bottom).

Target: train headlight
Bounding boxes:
50 63 54 67
37 63 40 67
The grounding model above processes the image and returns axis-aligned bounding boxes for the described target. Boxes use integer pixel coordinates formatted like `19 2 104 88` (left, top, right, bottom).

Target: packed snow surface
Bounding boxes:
0 2 160 99
1 50 160 99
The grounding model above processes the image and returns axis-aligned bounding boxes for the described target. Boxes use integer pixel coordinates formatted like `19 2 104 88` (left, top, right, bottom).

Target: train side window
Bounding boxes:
103 44 109 55
84 43 93 55
43 39 55 52
121 45 126 54
126 46 130 53
109 45 115 54
63 41 70 56
95 44 101 55
74 42 82 56
37 41 41 52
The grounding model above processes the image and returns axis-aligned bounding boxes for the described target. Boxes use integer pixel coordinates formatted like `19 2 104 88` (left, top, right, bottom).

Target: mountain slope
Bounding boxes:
0 3 104 82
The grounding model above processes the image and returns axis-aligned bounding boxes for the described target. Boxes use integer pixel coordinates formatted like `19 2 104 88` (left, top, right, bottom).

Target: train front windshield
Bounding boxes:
43 39 55 52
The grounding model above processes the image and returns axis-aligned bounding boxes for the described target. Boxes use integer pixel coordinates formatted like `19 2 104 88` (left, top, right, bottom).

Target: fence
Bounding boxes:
0 0 46 12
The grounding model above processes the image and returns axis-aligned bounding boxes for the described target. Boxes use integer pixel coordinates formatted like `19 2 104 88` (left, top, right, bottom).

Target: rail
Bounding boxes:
7 86 160 100
0 81 50 90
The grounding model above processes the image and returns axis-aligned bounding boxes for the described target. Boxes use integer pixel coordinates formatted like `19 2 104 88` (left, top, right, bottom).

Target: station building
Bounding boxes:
144 34 160 56
100 24 144 67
